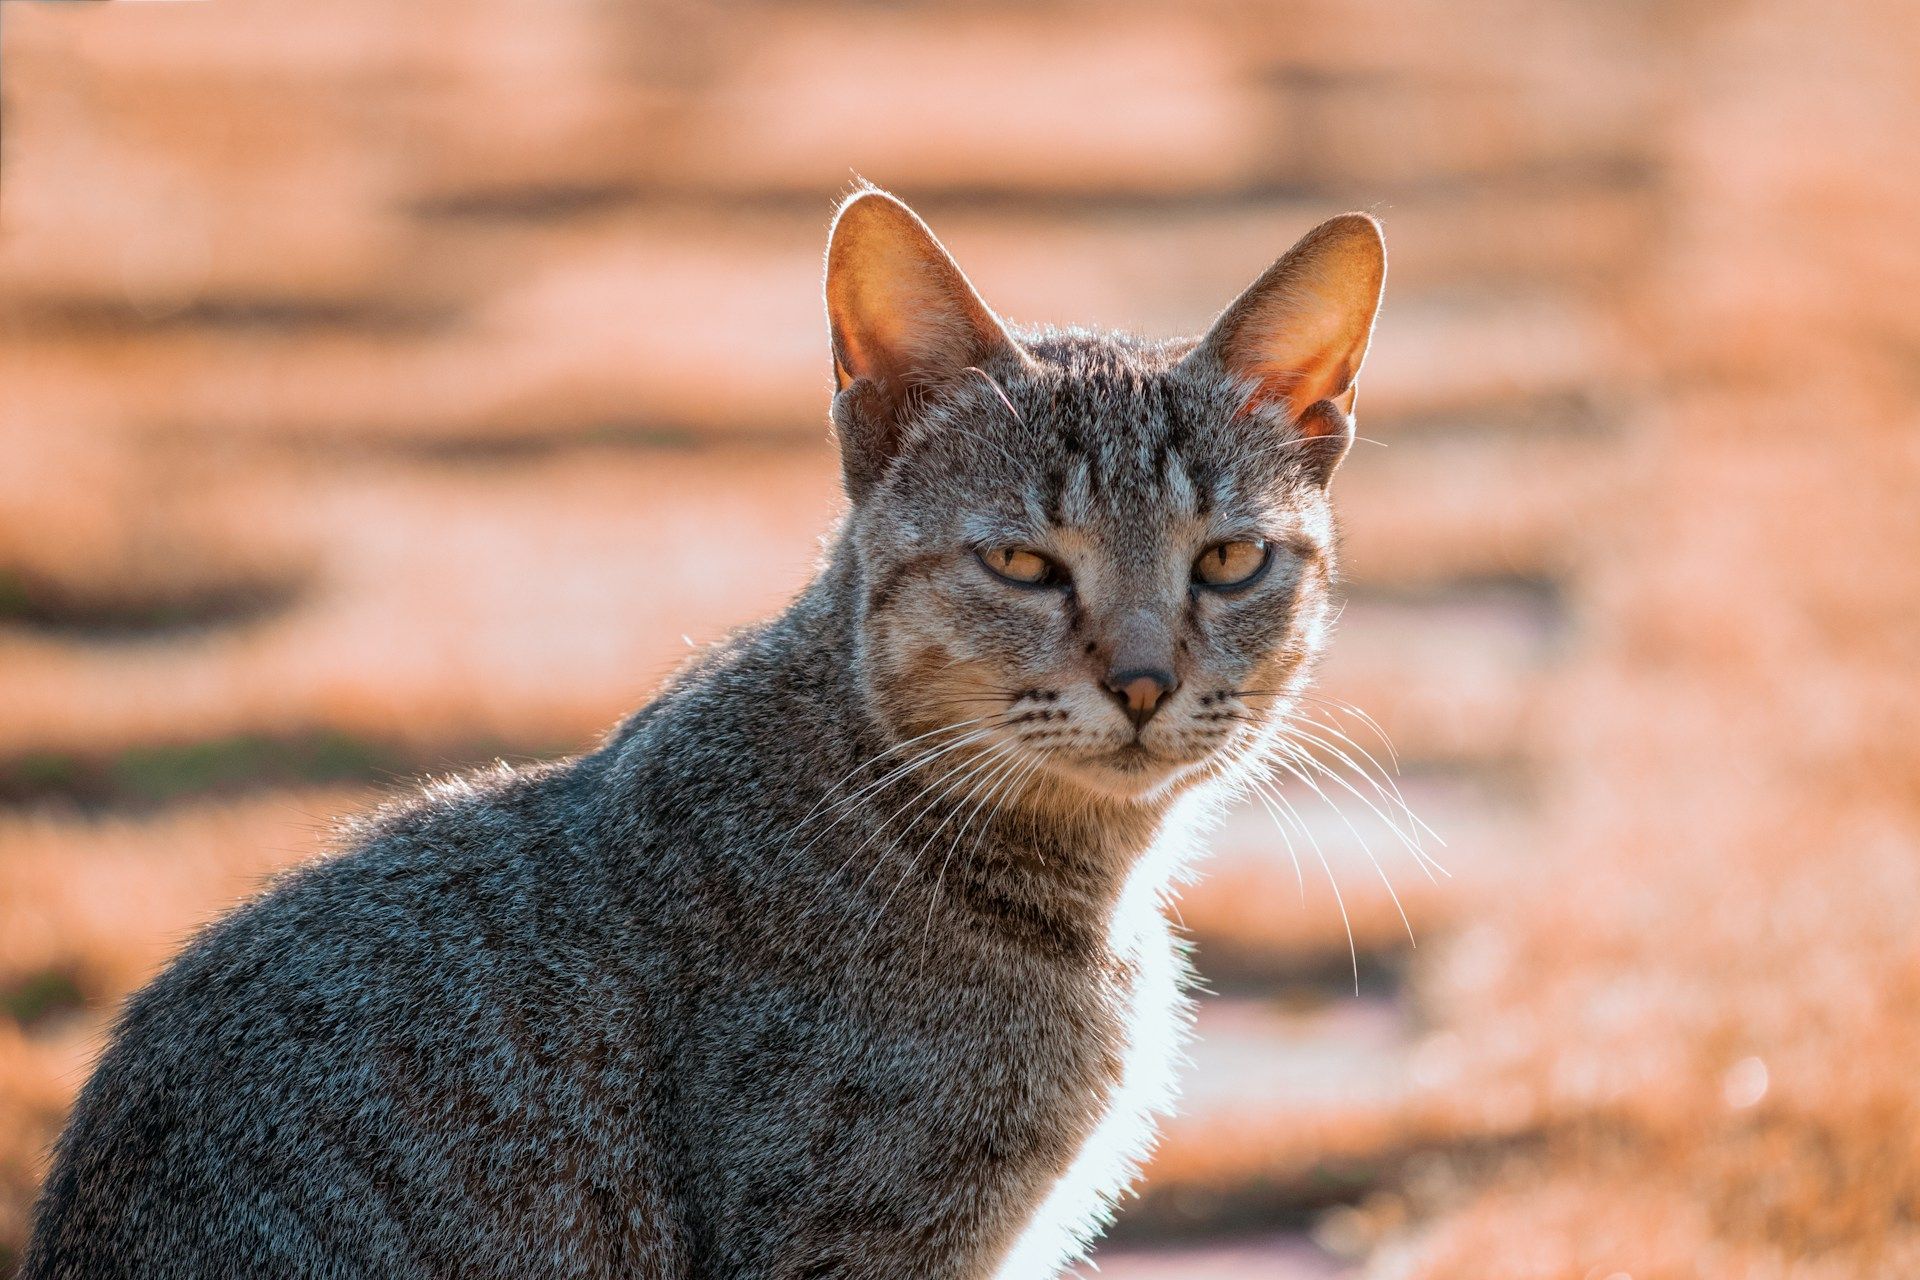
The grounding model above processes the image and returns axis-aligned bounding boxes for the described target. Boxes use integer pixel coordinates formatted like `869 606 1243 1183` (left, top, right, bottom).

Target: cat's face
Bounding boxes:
827 191 1384 806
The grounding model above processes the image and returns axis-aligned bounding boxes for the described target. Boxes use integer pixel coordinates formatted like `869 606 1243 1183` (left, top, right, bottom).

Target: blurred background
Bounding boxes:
2 0 1917 1275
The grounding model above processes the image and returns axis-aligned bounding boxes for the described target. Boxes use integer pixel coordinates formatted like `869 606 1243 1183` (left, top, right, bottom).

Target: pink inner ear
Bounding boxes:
832 241 1006 395
1199 213 1384 424
835 329 877 390
1293 398 1350 439
1224 288 1371 418
1238 343 1353 419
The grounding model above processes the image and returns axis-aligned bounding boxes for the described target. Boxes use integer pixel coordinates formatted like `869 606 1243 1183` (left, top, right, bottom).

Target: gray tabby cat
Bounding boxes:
24 189 1385 1279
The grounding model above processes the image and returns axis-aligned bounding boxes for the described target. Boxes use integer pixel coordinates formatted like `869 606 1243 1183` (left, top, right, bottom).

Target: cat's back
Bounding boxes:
24 754 689 1279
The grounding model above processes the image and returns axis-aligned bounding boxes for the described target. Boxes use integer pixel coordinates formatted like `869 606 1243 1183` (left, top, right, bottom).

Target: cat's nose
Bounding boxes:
1104 668 1178 730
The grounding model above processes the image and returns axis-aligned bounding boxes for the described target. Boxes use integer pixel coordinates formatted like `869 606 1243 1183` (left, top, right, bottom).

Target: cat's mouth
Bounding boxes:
1102 743 1159 770
1067 741 1213 796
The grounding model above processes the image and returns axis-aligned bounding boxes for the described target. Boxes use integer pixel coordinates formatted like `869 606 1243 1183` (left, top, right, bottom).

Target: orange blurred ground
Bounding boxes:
2 1 1918 1275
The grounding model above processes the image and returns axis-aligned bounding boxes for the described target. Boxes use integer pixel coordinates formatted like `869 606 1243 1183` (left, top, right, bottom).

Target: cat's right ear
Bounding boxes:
825 188 1022 499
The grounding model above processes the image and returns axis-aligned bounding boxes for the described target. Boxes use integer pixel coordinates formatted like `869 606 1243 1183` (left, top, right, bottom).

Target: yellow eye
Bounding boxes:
979 547 1060 587
1193 539 1271 589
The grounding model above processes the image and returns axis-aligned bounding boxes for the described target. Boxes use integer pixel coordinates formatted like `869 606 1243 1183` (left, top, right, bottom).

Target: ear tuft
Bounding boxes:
1185 212 1386 426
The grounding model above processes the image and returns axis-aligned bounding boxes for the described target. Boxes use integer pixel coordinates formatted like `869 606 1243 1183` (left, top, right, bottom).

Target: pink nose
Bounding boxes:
1104 668 1176 729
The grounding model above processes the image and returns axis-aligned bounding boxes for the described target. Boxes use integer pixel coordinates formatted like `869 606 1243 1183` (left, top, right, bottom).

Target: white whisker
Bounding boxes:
1247 782 1306 900
855 741 1024 952
1284 710 1445 854
1274 754 1416 947
790 726 999 857
1269 768 1361 996
795 732 1009 923
1276 719 1447 881
912 747 1037 967
792 713 1008 836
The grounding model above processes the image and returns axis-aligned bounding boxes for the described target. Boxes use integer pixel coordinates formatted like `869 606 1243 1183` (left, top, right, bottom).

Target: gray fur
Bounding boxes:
24 194 1381 1279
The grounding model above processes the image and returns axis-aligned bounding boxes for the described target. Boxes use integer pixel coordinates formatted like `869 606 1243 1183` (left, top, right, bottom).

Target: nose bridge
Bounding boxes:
1104 604 1175 677
1089 526 1185 728
1090 518 1184 675
1100 602 1180 729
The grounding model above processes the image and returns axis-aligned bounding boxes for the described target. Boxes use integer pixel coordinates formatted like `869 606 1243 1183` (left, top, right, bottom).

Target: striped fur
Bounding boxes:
24 194 1381 1279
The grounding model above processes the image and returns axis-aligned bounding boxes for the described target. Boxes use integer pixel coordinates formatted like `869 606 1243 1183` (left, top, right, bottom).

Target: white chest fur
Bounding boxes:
991 909 1192 1280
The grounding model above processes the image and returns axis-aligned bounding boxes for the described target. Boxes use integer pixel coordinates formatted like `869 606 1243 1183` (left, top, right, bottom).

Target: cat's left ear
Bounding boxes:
1183 213 1386 485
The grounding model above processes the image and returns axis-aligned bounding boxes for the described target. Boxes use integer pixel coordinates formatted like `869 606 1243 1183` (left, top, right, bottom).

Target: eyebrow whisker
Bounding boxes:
964 366 1024 424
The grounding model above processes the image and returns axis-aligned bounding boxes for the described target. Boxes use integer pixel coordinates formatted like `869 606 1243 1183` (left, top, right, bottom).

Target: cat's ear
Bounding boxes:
1184 213 1386 485
825 188 1022 498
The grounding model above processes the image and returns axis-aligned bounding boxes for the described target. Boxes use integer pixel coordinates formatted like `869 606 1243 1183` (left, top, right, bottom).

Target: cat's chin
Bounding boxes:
1048 746 1215 807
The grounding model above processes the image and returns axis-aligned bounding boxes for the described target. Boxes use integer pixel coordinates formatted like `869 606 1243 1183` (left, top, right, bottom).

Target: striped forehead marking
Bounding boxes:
1061 458 1096 527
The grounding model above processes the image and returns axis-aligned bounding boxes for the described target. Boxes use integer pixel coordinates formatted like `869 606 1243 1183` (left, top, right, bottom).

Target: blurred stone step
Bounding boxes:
0 448 843 758
1 0 402 82
1075 1232 1345 1279
2 0 1661 311
1181 995 1411 1121
1233 0 1657 81
0 271 1610 445
427 3 1658 203
1337 435 1611 592
424 178 1652 300
0 2 421 307
445 7 1263 200
1312 578 1563 768
0 442 1561 765
1181 771 1531 977
1116 993 1416 1242
0 88 409 310
3 125 1651 323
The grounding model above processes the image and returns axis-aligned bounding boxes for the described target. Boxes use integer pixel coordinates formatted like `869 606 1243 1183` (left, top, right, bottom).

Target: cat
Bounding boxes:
23 188 1385 1279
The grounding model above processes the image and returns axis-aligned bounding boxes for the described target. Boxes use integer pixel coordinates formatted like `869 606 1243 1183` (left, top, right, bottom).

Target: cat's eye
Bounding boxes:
1192 539 1272 590
978 547 1065 589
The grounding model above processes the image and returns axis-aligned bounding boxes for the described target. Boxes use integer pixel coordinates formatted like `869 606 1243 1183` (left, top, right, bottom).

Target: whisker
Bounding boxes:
915 747 1035 965
1272 737 1435 889
1291 693 1402 772
1262 749 1415 951
1275 722 1447 881
855 741 1023 951
1247 781 1306 900
792 713 1009 833
1228 689 1441 877
945 750 1049 931
801 735 1014 925
1283 710 1441 852
788 729 1009 924
791 722 1005 847
1262 769 1361 995
963 365 1024 425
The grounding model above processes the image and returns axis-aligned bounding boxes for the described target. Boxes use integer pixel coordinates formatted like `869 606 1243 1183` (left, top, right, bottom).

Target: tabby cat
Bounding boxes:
25 189 1386 1278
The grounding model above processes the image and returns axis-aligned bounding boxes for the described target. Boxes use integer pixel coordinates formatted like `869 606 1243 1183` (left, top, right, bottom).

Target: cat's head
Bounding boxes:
826 189 1384 807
